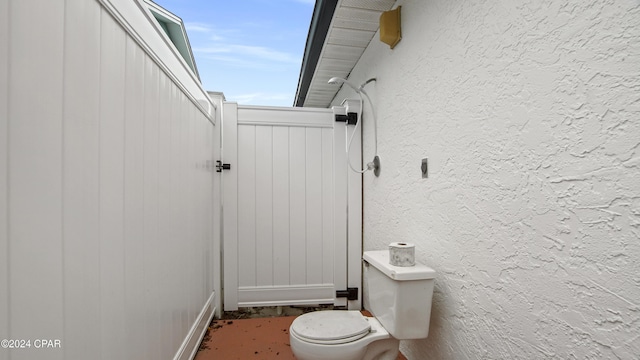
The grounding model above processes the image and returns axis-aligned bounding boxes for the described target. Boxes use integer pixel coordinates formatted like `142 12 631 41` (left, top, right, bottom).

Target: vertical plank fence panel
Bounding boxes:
99 9 127 359
346 123 362 309
255 126 274 286
289 127 307 285
305 128 323 284
123 34 146 360
333 121 348 308
9 4 65 359
272 127 291 286
143 55 161 360
0 0 8 341
238 125 257 287
62 0 102 356
321 128 335 284
222 102 239 310
156 72 173 359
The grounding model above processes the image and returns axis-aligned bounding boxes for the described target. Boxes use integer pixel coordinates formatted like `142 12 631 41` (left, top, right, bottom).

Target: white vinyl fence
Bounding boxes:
1 1 218 359
222 104 362 311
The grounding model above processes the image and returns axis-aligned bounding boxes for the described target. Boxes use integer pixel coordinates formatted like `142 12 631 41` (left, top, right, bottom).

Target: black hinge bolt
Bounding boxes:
336 287 358 301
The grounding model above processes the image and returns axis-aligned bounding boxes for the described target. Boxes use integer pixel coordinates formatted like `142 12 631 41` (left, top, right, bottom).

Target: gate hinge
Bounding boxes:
346 112 358 125
334 112 358 125
216 160 231 172
336 287 358 301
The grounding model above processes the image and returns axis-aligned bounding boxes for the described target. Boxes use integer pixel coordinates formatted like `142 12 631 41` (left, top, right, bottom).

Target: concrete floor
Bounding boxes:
194 308 408 360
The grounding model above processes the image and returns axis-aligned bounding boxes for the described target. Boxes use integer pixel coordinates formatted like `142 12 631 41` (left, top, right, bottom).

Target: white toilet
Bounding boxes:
289 250 436 360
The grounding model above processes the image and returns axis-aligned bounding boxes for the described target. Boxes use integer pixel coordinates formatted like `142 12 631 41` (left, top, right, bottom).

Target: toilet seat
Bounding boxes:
290 311 371 345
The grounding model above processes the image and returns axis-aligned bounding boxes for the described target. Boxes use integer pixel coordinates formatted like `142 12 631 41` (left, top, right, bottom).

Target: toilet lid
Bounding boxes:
291 311 371 344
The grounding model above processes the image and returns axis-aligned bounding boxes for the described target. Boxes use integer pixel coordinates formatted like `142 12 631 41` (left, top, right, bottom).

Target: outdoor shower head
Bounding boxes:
328 77 360 93
328 77 377 93
327 75 380 176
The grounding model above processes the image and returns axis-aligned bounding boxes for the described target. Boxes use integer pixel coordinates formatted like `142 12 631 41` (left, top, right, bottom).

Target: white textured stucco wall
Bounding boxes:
332 0 640 358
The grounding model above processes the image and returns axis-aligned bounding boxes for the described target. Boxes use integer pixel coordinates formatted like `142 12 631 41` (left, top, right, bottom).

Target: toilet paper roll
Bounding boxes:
389 242 415 267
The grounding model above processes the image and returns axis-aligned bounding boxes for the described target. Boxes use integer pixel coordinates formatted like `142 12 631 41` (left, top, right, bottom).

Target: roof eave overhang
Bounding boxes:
294 0 339 107
294 0 397 108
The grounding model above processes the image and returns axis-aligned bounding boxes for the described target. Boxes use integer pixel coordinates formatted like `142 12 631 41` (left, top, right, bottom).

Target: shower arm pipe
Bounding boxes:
345 90 378 174
343 79 377 157
359 88 378 157
346 94 367 174
329 77 378 173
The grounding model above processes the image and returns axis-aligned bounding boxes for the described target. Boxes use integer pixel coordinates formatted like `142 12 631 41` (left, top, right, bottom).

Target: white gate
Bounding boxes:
221 103 362 311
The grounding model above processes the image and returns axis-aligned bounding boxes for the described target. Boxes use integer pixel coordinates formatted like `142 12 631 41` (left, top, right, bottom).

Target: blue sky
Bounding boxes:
153 0 315 107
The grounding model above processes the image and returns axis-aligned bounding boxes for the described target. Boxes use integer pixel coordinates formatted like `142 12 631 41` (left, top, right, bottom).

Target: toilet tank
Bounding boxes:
363 250 436 339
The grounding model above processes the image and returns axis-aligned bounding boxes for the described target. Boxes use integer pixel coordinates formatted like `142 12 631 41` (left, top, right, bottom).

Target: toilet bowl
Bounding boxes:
289 310 399 360
289 250 436 360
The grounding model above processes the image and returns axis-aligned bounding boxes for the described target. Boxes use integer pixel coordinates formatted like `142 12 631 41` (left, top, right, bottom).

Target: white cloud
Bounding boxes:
194 44 300 65
185 22 239 41
198 54 271 70
185 20 300 66
230 92 292 106
178 11 307 106
184 22 212 33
